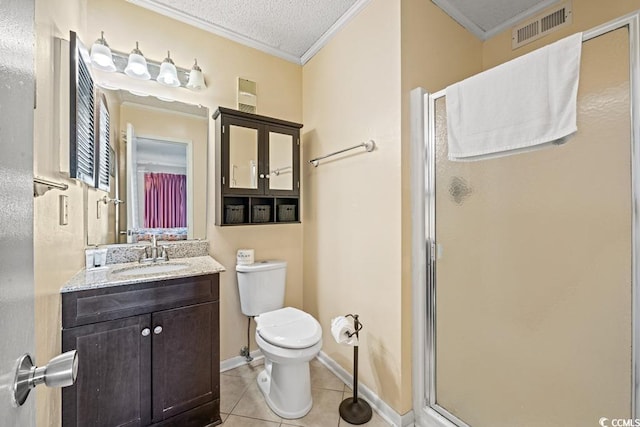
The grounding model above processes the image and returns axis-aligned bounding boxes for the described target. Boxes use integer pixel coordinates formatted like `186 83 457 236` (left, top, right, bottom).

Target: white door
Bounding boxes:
0 0 36 425
126 123 138 241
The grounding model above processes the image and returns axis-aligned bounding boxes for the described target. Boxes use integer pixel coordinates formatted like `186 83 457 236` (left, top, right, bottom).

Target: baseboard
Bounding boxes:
220 350 264 373
316 351 415 427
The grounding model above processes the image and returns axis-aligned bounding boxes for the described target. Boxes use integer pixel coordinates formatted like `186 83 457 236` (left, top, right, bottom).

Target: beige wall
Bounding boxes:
301 0 483 414
33 0 88 425
302 0 406 411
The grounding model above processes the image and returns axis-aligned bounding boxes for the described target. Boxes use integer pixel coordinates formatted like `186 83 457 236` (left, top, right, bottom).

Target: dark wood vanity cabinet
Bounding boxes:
62 274 221 427
213 107 303 226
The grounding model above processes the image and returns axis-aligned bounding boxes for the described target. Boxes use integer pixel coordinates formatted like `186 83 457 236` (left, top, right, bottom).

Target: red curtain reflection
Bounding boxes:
144 173 187 228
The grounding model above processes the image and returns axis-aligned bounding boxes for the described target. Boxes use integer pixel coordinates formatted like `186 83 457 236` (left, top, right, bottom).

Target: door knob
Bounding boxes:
13 350 78 406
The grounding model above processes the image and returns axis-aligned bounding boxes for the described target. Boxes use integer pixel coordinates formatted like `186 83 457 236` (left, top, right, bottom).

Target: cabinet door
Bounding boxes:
266 124 300 196
62 315 152 427
151 302 219 422
222 116 264 195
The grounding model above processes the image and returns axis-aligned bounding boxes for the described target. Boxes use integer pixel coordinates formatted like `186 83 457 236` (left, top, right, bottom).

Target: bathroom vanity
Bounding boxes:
61 254 224 427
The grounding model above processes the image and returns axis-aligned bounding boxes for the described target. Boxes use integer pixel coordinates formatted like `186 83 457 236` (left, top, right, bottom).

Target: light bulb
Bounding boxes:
124 42 150 80
90 31 116 72
157 51 180 87
186 59 206 91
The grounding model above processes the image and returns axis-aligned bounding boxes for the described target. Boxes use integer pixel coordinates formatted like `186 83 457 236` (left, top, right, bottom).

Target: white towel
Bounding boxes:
446 32 583 161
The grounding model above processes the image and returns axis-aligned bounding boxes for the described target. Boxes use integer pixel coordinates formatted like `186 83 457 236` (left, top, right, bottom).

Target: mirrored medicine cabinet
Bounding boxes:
213 107 302 226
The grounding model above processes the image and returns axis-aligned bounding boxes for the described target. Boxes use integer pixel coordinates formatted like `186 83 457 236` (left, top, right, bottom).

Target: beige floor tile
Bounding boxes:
220 412 230 423
338 392 392 427
223 359 265 379
231 381 282 423
309 359 346 392
281 387 343 427
221 414 280 426
220 374 253 413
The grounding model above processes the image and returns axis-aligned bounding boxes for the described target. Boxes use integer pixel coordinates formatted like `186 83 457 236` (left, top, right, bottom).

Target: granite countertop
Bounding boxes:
61 255 226 293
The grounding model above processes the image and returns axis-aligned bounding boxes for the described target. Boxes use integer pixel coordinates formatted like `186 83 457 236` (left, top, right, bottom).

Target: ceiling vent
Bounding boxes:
512 1 572 49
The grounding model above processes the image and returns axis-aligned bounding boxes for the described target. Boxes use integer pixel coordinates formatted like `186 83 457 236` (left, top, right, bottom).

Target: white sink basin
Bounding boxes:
112 263 190 277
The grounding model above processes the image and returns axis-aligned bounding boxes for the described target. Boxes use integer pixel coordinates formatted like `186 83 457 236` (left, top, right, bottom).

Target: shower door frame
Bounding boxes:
411 11 640 427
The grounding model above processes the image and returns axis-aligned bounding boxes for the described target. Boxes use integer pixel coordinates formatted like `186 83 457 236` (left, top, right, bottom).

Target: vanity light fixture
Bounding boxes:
186 59 206 91
97 42 202 90
89 31 116 72
124 42 151 80
157 51 180 87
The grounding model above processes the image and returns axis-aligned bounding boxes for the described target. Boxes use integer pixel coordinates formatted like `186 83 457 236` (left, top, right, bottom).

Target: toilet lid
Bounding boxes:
256 307 322 349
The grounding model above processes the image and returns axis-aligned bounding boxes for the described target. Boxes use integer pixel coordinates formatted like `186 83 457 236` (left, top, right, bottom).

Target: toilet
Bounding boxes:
236 260 322 419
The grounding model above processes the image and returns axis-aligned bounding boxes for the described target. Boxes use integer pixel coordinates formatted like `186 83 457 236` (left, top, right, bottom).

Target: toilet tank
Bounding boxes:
236 260 287 316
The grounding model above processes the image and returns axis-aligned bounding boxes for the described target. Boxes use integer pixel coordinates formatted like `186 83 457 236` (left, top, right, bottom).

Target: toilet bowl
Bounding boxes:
236 261 323 418
254 306 322 419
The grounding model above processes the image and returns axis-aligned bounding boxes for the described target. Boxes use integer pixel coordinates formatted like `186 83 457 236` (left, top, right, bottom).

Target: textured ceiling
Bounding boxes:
432 0 560 39
127 0 366 64
127 0 561 64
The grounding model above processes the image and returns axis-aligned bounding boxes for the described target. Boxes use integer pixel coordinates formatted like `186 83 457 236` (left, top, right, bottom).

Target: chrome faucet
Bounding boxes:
150 235 159 260
139 235 169 263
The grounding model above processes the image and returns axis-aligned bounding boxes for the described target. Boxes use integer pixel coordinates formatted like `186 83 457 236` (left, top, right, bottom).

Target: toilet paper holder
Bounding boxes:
338 314 372 425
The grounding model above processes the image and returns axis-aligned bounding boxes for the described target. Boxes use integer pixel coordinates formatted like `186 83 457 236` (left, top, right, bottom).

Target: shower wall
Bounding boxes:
433 28 631 426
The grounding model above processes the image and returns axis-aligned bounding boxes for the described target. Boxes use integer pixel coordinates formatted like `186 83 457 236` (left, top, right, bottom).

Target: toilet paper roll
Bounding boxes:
237 249 255 265
331 316 358 346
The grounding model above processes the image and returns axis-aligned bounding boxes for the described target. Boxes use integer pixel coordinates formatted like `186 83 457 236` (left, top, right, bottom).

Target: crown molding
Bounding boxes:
300 0 371 65
127 0 302 64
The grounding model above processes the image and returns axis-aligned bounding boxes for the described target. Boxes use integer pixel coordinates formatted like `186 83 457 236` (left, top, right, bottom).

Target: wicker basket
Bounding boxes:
278 204 296 222
225 205 244 224
252 205 271 223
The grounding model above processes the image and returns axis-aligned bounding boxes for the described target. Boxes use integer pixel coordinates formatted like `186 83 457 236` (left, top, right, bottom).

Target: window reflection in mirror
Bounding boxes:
86 90 208 245
229 125 258 189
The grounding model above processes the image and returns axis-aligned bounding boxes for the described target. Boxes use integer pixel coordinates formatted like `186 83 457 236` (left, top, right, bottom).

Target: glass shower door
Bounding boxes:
432 27 632 427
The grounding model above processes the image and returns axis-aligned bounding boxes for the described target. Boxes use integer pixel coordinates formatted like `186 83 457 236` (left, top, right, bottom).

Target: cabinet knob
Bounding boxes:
265 174 270 179
141 328 150 337
259 173 265 179
154 326 163 335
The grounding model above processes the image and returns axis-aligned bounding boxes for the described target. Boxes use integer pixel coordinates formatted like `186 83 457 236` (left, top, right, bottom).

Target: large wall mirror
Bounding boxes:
87 90 208 245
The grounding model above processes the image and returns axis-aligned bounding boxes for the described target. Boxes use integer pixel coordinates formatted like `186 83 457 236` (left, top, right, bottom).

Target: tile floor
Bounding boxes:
218 358 392 426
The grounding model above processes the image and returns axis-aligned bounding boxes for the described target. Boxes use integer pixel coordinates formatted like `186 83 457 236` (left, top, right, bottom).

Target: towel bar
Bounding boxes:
309 140 375 167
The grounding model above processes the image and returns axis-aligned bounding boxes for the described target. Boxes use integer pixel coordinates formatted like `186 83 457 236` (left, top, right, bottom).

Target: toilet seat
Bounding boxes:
256 307 322 349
